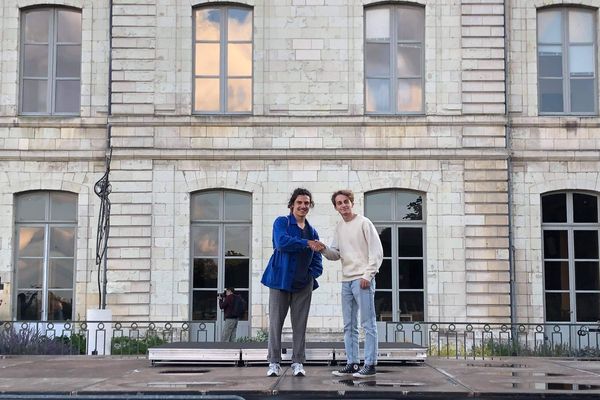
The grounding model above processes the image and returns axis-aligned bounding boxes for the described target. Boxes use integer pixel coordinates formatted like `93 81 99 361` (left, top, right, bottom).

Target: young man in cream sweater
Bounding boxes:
319 189 383 378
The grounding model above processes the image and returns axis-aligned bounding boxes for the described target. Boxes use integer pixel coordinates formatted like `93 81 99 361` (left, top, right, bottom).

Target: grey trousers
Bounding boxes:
221 318 238 342
267 280 313 364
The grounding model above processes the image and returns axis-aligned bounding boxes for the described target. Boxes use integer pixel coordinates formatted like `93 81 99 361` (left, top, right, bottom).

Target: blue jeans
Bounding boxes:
341 278 377 366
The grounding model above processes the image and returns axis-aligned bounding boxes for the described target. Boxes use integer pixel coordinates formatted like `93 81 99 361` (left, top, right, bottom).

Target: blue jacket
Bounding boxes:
261 214 323 292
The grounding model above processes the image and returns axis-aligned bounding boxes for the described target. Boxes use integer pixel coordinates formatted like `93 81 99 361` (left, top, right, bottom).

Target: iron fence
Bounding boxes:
1 320 600 358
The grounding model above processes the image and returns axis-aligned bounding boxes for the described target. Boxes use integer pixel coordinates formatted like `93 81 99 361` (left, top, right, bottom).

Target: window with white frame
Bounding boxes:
20 7 81 115
364 4 425 114
190 190 251 321
365 190 425 322
14 192 77 321
193 5 253 113
537 7 597 114
542 192 600 322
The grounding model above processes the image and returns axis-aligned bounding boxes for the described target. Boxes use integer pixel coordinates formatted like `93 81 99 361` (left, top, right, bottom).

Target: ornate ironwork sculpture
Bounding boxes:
94 147 112 309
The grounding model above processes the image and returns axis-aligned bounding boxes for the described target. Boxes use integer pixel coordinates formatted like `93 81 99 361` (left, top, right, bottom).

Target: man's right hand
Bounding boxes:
307 240 325 251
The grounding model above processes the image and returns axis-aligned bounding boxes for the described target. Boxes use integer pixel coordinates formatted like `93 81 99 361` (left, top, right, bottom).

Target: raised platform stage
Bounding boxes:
148 341 427 366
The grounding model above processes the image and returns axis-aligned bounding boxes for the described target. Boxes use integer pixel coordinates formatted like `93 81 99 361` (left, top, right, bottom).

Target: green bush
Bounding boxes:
111 335 166 355
237 328 268 343
0 327 79 355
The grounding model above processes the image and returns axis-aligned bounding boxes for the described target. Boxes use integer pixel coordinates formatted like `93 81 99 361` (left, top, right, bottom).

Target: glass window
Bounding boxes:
193 6 253 113
14 191 77 321
190 190 251 325
20 7 81 115
542 191 600 322
366 190 425 322
537 8 597 114
365 4 424 114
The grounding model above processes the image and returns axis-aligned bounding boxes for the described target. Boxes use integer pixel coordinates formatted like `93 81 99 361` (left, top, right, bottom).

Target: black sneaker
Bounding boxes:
352 364 376 378
332 363 360 376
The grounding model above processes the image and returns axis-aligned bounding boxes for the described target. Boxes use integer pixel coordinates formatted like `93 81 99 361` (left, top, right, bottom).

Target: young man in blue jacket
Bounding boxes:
261 188 324 377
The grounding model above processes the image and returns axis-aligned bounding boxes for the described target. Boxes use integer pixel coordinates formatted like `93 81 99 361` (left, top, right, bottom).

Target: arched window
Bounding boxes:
14 191 77 321
190 190 251 326
365 190 425 322
541 191 600 322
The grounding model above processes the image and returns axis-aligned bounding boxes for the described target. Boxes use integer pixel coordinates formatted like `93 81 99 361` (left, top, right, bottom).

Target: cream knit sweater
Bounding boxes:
321 214 383 281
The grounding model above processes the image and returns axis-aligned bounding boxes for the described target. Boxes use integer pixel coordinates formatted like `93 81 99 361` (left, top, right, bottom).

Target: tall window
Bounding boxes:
190 190 251 321
537 7 597 114
365 190 425 322
14 192 77 321
20 7 81 115
365 4 424 114
193 5 253 113
542 192 600 322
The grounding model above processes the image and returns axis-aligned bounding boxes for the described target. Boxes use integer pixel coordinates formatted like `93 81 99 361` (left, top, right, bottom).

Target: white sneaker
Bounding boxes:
267 363 282 377
291 362 305 377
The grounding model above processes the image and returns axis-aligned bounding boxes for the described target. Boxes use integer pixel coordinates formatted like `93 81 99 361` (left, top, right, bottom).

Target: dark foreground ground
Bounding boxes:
0 356 599 399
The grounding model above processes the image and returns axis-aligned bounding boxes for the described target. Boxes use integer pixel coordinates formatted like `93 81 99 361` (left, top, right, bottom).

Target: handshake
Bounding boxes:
307 240 326 252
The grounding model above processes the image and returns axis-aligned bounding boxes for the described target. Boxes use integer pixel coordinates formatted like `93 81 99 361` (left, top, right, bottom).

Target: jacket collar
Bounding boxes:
288 213 311 229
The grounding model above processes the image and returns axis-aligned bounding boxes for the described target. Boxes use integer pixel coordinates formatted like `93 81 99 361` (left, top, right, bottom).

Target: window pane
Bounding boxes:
397 192 423 221
224 258 249 288
397 44 421 77
574 230 598 259
377 226 392 257
545 292 570 321
194 78 220 112
24 10 50 43
50 192 77 222
573 193 597 223
576 293 600 322
224 192 251 221
538 45 562 77
193 259 218 288
57 10 81 43
56 45 81 77
17 291 42 320
227 43 252 76
192 226 219 257
365 191 392 221
196 8 221 41
399 291 424 321
192 192 220 220
17 259 43 289
50 227 75 257
235 290 249 320
377 259 392 289
366 78 390 113
227 78 251 112
398 227 423 257
54 80 80 114
543 230 568 259
365 43 390 76
365 8 390 40
192 290 217 320
570 79 595 113
539 78 564 113
228 8 252 41
22 79 48 113
397 78 422 112
16 192 47 221
544 261 569 290
575 261 599 290
538 10 562 43
23 44 49 77
375 291 392 321
398 260 423 289
569 10 593 43
48 290 72 321
569 45 594 75
195 43 220 75
397 6 424 41
224 226 250 257
18 227 45 257
542 193 567 223
49 258 74 289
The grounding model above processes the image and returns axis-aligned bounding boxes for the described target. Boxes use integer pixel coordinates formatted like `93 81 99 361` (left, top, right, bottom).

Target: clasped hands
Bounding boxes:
307 240 326 252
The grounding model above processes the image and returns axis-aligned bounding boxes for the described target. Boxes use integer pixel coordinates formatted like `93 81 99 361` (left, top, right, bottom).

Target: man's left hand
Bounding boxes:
360 278 370 289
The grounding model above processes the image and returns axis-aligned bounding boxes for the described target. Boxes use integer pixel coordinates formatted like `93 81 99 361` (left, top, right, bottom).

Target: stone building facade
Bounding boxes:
0 0 598 339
